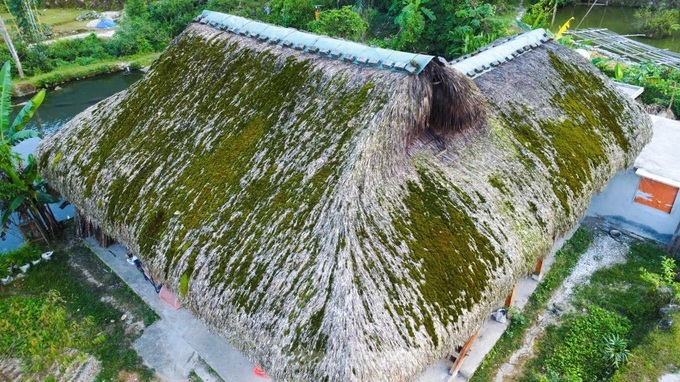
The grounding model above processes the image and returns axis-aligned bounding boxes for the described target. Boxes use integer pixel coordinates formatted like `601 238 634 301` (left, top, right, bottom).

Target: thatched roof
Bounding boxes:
36 14 651 381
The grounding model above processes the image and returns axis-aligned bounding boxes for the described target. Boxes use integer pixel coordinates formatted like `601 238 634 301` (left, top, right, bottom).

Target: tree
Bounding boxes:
0 61 58 243
0 18 24 78
308 6 368 41
4 0 46 44
392 0 435 50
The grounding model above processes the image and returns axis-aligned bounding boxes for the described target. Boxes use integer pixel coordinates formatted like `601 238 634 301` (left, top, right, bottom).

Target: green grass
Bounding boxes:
0 243 157 381
2 9 99 37
572 242 668 346
37 9 95 35
14 52 160 91
469 228 593 382
611 310 680 382
519 241 677 381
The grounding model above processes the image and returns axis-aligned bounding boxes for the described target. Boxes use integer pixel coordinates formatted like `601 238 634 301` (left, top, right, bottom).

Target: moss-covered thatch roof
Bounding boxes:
36 15 651 381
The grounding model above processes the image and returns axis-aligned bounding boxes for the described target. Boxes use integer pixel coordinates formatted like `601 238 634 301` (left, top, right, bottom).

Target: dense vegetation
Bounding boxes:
594 59 680 117
0 0 517 79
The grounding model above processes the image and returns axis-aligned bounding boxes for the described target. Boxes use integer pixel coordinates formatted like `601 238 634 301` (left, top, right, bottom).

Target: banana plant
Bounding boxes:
0 60 45 145
0 61 57 243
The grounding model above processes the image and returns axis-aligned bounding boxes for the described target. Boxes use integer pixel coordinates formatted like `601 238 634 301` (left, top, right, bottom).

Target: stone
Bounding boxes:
660 304 680 315
659 317 674 331
76 11 99 21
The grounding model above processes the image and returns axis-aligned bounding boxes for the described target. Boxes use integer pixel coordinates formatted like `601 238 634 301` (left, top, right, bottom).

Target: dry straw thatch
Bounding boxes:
36 17 650 381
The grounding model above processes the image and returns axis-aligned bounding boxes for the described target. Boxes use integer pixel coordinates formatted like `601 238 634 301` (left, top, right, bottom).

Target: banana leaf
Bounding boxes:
0 61 11 142
20 154 40 185
36 191 58 205
9 89 45 138
8 129 38 145
1 194 25 228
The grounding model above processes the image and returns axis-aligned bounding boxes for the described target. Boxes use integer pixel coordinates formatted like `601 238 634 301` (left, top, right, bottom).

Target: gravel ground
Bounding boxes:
495 234 630 381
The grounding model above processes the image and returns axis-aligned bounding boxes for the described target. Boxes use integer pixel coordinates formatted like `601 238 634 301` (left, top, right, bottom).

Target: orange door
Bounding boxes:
634 178 679 213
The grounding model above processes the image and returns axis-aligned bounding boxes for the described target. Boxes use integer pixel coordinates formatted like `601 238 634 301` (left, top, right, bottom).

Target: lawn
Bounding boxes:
1 8 103 37
0 240 157 381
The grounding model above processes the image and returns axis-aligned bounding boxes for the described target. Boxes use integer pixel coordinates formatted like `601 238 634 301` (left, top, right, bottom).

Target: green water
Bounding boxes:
552 5 680 53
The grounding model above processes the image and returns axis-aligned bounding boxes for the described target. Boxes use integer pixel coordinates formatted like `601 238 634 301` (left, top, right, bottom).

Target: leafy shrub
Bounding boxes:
640 256 680 300
6 242 41 265
308 6 368 41
603 334 631 369
634 8 680 38
542 306 631 381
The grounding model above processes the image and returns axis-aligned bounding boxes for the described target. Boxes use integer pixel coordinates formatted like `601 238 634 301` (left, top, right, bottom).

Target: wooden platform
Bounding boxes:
567 28 680 71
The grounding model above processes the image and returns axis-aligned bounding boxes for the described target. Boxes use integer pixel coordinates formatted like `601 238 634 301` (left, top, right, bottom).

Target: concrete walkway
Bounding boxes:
85 238 266 382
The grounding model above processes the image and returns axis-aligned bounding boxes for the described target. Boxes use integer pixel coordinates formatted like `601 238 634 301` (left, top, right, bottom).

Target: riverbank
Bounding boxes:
12 52 160 97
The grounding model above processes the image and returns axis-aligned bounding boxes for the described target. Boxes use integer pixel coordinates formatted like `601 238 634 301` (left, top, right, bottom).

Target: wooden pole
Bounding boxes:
504 283 517 308
533 257 545 279
449 327 481 376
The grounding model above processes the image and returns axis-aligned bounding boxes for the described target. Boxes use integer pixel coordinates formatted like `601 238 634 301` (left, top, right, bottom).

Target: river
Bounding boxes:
20 71 144 135
1 71 144 252
553 5 680 53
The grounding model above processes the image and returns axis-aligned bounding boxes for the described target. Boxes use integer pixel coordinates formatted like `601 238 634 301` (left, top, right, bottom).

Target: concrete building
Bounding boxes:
587 115 680 250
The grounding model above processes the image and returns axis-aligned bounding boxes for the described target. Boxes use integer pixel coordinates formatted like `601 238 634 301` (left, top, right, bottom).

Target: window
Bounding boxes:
634 177 679 213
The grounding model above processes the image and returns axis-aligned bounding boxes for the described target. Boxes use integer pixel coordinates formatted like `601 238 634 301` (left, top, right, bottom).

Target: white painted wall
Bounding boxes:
586 168 680 243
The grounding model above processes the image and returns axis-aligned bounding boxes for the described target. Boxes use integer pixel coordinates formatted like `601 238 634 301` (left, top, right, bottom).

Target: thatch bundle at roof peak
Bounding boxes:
37 13 651 381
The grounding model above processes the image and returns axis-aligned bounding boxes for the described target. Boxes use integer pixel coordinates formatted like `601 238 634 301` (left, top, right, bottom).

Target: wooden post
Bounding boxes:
504 283 517 308
668 221 680 254
449 327 481 376
532 257 545 280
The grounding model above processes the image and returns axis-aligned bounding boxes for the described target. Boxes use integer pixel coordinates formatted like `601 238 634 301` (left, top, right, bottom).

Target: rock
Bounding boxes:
660 304 680 315
54 86 62 91
659 317 674 331
99 11 121 20
12 83 38 98
659 286 674 296
76 11 99 21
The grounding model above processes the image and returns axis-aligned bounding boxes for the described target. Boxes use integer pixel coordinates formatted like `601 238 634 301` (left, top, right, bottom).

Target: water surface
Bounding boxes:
553 5 680 53
2 71 144 252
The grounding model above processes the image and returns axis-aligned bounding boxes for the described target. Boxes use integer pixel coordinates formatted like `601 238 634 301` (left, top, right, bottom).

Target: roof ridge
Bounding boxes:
195 10 439 75
449 29 553 78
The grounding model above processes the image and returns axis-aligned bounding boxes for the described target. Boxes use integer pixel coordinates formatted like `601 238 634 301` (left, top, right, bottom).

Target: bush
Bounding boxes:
542 306 631 381
634 8 680 38
6 242 41 265
308 6 368 41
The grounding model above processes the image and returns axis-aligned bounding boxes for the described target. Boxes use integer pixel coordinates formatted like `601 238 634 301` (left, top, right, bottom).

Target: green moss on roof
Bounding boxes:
398 167 502 338
35 24 652 382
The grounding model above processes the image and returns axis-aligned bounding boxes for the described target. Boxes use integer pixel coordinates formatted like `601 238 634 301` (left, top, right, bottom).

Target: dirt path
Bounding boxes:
494 234 630 381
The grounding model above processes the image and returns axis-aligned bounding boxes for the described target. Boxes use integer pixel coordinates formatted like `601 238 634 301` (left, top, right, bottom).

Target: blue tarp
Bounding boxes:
96 19 116 29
